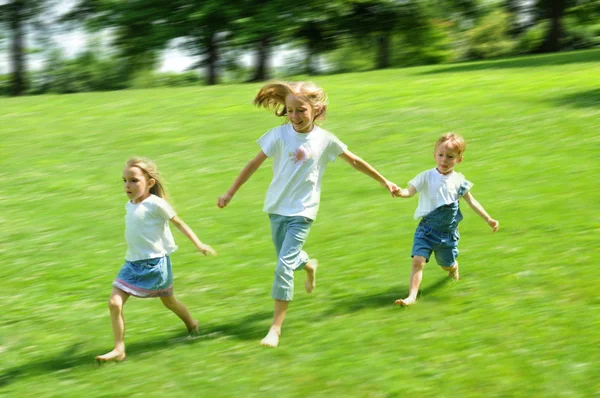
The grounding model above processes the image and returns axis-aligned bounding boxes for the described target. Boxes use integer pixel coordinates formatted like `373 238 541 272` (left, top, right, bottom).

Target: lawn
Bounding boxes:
1 49 599 397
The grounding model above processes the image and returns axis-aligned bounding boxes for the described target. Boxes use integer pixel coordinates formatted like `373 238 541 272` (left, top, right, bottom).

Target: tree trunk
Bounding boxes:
305 50 314 75
376 33 391 69
9 0 27 96
206 33 218 85
249 36 270 82
537 0 566 53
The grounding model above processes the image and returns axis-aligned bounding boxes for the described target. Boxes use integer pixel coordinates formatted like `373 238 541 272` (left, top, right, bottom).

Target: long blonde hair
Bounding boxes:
253 81 328 123
125 157 168 200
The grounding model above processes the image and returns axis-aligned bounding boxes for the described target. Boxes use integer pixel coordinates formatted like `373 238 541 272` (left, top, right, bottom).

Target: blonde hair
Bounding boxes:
125 157 168 199
435 133 466 156
253 81 328 123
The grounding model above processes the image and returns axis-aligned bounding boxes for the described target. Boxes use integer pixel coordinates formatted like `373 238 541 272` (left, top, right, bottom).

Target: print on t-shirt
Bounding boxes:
289 144 312 164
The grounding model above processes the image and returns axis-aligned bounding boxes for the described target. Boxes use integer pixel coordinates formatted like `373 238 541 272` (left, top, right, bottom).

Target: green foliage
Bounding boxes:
465 9 516 59
561 16 600 50
130 70 203 90
324 37 376 73
394 19 456 66
515 21 549 54
0 73 9 96
29 49 129 94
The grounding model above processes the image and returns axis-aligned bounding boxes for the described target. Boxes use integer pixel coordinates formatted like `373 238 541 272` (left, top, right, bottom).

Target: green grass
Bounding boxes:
1 49 599 397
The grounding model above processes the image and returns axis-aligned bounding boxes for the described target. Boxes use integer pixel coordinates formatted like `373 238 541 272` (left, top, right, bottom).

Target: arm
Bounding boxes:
462 192 499 232
170 216 216 255
339 150 400 196
217 150 268 208
398 185 417 198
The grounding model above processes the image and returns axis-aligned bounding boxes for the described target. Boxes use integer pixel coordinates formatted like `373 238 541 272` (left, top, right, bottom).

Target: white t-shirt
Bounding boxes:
258 124 347 220
409 168 473 220
124 194 178 261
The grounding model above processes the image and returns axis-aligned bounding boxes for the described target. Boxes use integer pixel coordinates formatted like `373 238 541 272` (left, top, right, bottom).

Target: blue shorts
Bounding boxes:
411 223 459 267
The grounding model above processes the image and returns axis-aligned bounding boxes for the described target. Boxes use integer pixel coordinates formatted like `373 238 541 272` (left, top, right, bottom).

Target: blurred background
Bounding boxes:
1 0 599 96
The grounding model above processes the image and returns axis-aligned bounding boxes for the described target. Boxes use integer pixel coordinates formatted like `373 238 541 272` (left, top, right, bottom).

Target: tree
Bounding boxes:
0 0 52 96
340 0 433 69
535 0 569 52
64 0 236 85
531 0 600 53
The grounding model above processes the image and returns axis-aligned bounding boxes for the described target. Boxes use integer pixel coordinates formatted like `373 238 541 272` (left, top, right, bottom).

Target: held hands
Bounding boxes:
383 180 402 197
217 193 233 209
197 243 217 256
397 188 411 198
487 218 500 233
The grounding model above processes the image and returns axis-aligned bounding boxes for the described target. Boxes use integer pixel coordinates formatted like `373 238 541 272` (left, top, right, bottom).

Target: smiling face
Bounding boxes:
285 94 318 134
122 166 155 204
434 142 463 175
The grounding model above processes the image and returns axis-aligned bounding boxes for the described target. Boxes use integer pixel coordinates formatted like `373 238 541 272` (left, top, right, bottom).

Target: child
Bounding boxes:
394 133 499 306
96 157 216 362
217 81 400 347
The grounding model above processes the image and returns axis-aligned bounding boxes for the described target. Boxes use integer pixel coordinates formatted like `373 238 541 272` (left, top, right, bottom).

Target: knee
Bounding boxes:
412 257 426 271
108 297 123 312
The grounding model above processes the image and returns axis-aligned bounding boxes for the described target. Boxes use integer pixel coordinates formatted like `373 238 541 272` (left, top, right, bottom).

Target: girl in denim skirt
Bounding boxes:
394 133 499 306
96 157 216 362
217 81 400 347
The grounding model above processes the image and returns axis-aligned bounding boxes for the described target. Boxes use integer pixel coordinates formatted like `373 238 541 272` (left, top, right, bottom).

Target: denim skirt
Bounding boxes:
112 256 174 298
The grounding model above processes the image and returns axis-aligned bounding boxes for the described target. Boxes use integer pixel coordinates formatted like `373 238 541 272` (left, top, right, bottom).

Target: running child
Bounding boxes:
394 133 499 306
96 157 216 362
217 81 400 347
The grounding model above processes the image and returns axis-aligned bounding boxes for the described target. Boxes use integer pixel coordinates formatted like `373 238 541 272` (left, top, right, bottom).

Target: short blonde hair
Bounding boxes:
125 157 168 199
435 133 466 156
253 81 328 122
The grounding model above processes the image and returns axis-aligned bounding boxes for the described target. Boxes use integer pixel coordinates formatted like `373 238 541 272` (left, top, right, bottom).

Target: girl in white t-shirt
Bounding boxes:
217 81 400 347
96 157 216 362
394 133 499 306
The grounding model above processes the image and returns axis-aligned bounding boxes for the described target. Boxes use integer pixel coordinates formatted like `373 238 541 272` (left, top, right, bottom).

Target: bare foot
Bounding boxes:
448 264 459 280
305 259 318 293
260 328 280 348
395 297 416 307
188 319 199 336
95 349 126 362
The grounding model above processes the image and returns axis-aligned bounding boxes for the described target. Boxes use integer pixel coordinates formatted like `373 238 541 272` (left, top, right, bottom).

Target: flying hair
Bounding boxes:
125 157 168 200
253 81 328 122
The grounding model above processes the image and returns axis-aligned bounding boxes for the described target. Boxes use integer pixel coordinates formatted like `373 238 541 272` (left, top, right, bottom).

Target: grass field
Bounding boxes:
1 49 599 397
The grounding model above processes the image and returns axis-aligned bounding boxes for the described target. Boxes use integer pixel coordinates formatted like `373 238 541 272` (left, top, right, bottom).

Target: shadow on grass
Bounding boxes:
323 277 451 315
419 50 600 75
0 311 271 388
553 89 600 108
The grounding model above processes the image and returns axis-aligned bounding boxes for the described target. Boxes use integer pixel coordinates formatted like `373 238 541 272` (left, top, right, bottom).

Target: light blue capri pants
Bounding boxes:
268 214 313 301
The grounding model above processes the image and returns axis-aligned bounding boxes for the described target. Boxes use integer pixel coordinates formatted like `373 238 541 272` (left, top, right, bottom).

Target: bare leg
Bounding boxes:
96 287 130 361
160 295 199 334
304 259 318 293
395 256 426 306
261 299 289 348
441 263 459 280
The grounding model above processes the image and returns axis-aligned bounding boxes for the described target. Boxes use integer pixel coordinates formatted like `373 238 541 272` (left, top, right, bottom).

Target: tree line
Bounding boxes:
1 0 599 96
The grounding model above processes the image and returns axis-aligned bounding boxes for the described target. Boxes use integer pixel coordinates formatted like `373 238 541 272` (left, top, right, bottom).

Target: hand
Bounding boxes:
217 193 232 208
487 218 499 233
198 243 217 256
397 188 410 198
384 180 401 197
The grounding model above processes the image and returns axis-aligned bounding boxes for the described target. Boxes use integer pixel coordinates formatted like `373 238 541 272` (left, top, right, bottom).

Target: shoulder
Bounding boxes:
270 124 290 137
452 171 468 182
146 195 171 208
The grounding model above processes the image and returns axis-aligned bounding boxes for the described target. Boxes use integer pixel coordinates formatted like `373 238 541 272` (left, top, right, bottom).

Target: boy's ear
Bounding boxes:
148 178 156 188
457 155 464 163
